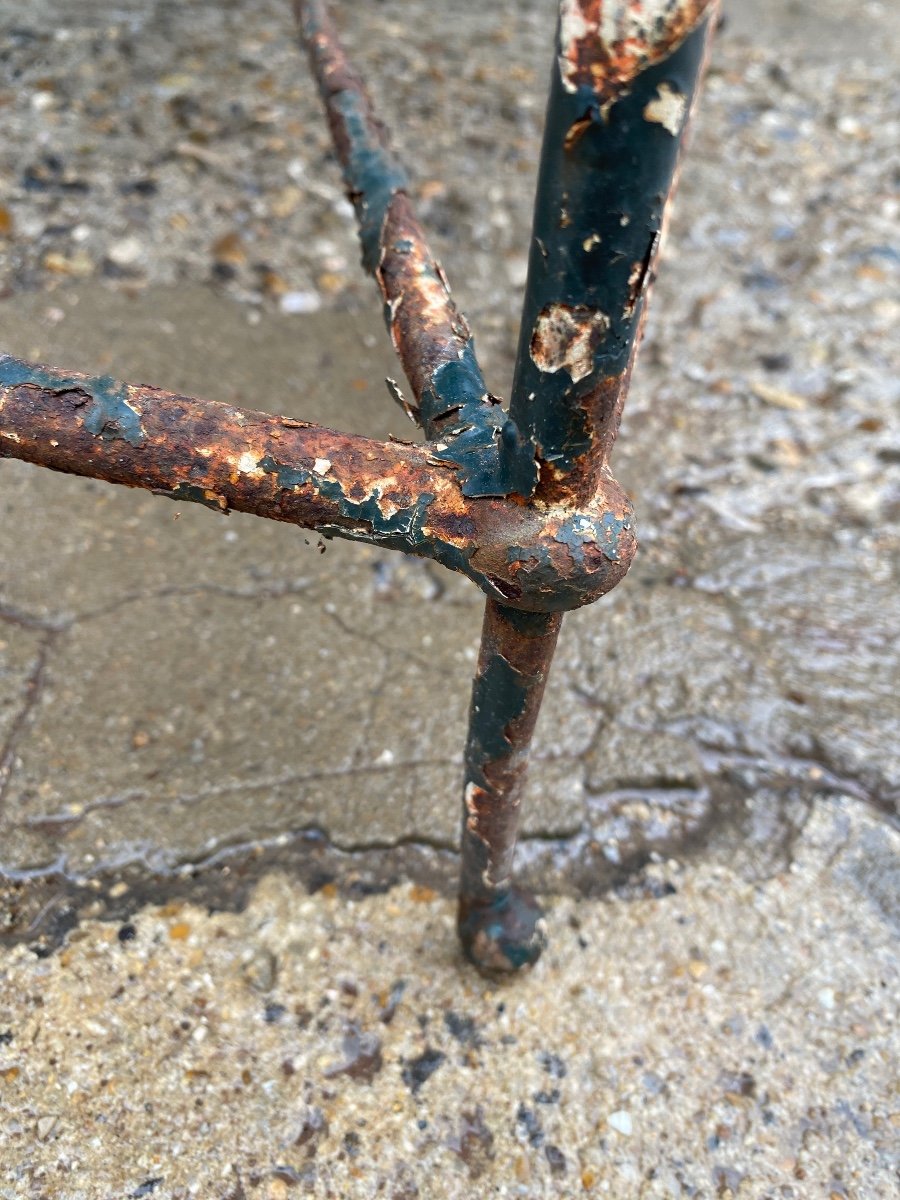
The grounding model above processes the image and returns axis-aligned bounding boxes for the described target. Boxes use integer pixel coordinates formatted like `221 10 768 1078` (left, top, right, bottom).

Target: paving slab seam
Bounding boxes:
0 631 57 809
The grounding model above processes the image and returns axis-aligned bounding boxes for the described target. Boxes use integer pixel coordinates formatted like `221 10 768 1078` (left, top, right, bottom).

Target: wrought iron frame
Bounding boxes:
0 0 719 971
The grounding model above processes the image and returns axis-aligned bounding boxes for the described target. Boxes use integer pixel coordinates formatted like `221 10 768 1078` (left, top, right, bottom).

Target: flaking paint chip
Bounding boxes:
314 458 332 475
530 303 610 383
644 82 687 136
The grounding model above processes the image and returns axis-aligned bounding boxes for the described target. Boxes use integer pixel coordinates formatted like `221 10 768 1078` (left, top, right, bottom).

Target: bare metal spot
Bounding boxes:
564 115 594 149
464 782 493 846
624 261 645 318
530 304 610 383
598 0 691 50
644 83 687 135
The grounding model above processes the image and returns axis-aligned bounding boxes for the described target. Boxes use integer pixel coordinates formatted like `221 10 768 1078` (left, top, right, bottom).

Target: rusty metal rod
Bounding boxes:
0 0 720 972
510 0 718 503
458 600 562 971
294 0 538 499
0 354 635 613
454 0 720 968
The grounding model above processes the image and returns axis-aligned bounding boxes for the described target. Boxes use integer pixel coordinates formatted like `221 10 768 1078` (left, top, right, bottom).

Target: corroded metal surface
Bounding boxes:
558 0 715 101
458 602 562 972
454 1 718 968
0 355 634 614
511 0 718 503
295 0 537 499
0 0 720 971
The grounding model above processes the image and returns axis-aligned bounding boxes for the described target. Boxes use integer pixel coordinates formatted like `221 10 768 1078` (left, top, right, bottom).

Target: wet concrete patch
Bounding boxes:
1 0 898 949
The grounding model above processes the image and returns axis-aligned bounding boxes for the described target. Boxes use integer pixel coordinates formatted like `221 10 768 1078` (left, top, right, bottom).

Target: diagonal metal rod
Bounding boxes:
294 0 538 498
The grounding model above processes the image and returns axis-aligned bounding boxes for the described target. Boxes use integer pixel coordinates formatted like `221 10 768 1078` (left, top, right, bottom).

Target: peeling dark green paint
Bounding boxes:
257 452 505 599
420 341 486 427
297 0 406 273
509 19 712 474
259 453 432 542
554 508 631 564
466 652 531 788
331 89 408 274
422 343 539 500
507 509 632 610
0 355 144 447
162 482 229 512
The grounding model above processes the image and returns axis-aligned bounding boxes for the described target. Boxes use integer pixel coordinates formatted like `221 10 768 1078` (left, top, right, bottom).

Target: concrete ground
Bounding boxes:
0 0 898 1196
1 799 898 1199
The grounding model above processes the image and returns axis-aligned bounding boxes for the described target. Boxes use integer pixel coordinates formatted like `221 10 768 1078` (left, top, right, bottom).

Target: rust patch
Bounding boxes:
559 0 714 104
377 192 475 420
529 304 610 383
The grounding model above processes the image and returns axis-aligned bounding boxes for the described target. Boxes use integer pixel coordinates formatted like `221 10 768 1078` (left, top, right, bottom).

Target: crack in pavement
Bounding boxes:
0 630 57 810
1 578 317 634
322 603 440 677
19 756 464 836
0 603 65 634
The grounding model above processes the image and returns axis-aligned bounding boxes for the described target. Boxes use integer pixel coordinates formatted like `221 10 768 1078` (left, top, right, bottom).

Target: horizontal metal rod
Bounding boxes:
295 0 538 499
0 354 635 612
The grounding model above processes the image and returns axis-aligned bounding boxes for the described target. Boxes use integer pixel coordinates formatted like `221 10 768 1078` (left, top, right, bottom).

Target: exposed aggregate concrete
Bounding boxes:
1 799 898 1199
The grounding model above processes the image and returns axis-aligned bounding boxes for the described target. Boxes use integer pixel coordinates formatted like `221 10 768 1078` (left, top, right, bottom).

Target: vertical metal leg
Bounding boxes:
454 2 720 971
509 2 719 506
457 599 562 972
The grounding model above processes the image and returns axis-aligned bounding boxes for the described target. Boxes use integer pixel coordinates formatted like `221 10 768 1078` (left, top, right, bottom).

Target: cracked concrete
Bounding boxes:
0 626 50 802
1 0 899 935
